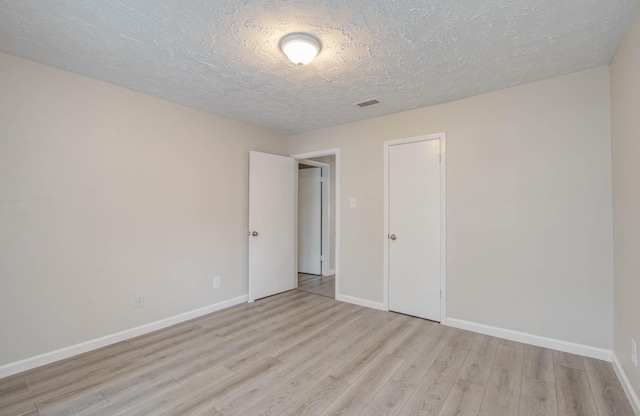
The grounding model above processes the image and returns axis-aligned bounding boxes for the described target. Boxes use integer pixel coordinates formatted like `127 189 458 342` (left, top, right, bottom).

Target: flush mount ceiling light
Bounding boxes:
279 33 321 65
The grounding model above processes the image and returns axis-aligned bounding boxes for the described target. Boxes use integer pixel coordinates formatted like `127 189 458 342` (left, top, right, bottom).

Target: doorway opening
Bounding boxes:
292 149 340 300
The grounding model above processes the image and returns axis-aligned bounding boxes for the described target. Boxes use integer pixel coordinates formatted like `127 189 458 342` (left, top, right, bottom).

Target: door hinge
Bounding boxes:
320 255 324 261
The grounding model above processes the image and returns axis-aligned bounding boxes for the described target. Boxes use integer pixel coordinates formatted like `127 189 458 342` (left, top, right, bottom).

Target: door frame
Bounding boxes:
383 133 447 323
298 159 331 276
291 148 340 298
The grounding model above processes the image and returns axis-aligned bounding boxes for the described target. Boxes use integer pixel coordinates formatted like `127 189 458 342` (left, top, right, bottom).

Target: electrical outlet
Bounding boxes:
632 339 638 367
135 295 144 309
213 276 221 289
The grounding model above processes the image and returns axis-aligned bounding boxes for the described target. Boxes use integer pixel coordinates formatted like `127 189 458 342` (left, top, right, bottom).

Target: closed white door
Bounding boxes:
298 167 322 274
388 139 441 321
248 151 296 302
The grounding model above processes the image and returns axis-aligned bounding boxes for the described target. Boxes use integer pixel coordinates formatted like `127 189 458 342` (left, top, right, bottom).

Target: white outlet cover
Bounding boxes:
350 197 356 208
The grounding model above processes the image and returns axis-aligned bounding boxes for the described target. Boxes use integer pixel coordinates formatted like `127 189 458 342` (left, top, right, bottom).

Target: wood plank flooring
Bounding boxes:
298 273 335 298
0 289 634 416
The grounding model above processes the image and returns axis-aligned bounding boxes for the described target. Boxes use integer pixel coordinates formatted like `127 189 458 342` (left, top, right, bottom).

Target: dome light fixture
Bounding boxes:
279 33 321 65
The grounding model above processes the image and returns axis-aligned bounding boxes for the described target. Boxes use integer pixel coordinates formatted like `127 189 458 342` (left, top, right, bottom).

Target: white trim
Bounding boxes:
0 295 248 379
293 159 299 290
321 164 331 277
297 159 329 168
336 294 387 311
327 269 335 276
613 353 640 415
446 318 612 361
291 149 340 299
383 133 447 322
440 137 447 324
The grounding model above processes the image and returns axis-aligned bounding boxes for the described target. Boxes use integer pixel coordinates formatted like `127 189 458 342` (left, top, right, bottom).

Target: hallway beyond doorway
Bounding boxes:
298 273 334 298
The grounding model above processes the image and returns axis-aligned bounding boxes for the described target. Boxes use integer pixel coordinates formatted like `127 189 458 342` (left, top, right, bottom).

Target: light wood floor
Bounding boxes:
298 273 335 298
0 290 634 416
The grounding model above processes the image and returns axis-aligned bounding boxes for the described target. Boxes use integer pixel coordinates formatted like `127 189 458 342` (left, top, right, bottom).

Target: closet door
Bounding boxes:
388 139 441 321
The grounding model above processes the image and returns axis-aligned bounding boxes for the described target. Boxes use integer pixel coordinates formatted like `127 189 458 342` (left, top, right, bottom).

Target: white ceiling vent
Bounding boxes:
356 99 380 108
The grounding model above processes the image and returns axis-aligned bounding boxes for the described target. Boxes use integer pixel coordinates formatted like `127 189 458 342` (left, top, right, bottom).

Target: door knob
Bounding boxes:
389 234 397 240
251 231 259 237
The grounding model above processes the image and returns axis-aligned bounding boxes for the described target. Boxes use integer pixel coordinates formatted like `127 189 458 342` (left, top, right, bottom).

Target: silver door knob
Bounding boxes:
389 234 397 240
251 231 259 237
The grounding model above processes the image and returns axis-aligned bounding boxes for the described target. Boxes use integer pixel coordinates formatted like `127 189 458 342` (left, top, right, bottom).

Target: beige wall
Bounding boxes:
610 6 640 400
0 52 288 366
0 43 624 374
289 67 613 349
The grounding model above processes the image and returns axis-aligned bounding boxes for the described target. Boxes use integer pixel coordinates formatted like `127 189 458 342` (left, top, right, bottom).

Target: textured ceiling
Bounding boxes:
0 0 638 135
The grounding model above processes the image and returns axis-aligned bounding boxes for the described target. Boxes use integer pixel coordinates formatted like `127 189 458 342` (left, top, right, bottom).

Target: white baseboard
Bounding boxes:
0 295 248 379
446 318 612 361
327 269 335 276
613 353 640 415
336 293 386 311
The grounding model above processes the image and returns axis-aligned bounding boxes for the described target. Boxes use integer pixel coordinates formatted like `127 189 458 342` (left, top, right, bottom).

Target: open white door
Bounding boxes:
298 166 322 275
248 151 296 302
